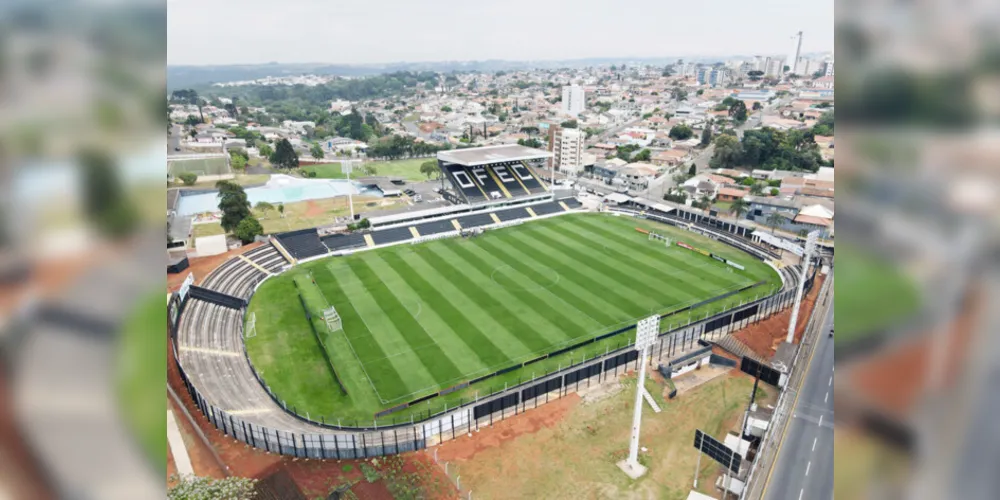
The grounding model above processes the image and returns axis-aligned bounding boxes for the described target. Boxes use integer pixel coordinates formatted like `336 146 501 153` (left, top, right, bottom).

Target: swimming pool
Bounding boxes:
175 174 381 216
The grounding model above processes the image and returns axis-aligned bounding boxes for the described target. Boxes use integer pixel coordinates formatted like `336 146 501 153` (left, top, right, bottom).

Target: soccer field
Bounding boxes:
168 157 229 177
245 213 780 423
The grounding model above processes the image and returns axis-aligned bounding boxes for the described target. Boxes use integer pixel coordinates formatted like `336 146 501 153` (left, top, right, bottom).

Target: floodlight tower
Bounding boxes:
343 160 356 221
618 314 660 479
785 230 819 343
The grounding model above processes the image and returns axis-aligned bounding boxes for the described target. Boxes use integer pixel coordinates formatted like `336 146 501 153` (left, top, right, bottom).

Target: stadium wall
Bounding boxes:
168 209 813 459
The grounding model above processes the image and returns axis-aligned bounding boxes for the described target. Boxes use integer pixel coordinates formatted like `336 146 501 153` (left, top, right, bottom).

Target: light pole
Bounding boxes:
618 314 660 479
785 230 818 343
343 160 355 221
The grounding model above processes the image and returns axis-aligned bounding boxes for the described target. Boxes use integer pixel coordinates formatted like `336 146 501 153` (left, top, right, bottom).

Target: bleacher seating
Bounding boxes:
244 245 289 273
200 257 265 301
371 226 414 246
516 161 548 194
529 202 564 216
413 219 456 236
494 207 530 222
562 198 583 209
276 229 328 259
321 233 368 251
456 212 495 229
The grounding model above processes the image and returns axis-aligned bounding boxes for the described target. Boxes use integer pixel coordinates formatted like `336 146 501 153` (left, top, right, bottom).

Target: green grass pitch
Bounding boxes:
168 157 229 177
245 213 780 423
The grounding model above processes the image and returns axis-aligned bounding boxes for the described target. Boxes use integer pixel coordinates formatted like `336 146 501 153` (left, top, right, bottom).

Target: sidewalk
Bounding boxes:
166 408 194 477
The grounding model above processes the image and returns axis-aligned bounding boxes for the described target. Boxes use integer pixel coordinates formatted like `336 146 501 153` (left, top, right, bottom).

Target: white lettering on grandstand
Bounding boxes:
494 165 516 184
512 163 534 180
178 272 194 301
453 170 476 189
471 167 490 186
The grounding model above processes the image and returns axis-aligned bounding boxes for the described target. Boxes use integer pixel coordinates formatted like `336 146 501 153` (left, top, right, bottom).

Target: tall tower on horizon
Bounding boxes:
786 31 803 74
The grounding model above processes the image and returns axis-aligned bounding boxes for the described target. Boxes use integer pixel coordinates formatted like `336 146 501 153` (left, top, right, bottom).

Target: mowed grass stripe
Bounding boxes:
472 236 622 327
571 215 747 289
505 229 655 317
449 240 602 340
524 225 687 308
310 265 414 401
431 243 578 346
547 218 724 298
393 248 533 361
362 253 491 377
347 258 464 387
413 244 553 355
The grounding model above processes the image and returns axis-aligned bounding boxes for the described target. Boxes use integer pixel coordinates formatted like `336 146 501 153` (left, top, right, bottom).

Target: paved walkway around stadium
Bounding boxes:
166 408 194 476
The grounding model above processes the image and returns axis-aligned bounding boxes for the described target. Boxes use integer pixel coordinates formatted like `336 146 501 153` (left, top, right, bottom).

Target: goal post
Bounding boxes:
648 232 672 248
323 306 342 332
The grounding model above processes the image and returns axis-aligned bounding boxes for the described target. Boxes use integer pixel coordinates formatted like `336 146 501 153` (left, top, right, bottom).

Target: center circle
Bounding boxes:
490 264 560 291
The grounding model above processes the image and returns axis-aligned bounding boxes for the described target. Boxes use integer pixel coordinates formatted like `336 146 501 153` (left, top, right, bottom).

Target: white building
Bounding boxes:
824 60 835 76
549 127 585 174
561 84 585 117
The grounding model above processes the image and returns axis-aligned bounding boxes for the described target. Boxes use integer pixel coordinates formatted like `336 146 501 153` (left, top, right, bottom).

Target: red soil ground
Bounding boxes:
434 393 581 463
304 200 324 218
733 274 826 360
167 242 263 293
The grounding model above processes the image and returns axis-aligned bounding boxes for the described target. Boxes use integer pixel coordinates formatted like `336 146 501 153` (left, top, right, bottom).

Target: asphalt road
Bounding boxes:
763 298 835 500
169 124 182 152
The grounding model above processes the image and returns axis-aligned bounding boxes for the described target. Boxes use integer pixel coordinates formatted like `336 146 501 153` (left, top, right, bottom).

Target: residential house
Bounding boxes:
620 163 660 190
651 149 688 168
717 187 749 202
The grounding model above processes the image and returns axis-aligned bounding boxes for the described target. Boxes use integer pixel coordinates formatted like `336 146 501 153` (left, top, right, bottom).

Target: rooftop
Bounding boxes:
436 144 552 166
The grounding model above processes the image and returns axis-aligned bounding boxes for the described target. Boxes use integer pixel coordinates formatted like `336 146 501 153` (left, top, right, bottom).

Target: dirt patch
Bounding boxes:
733 275 826 360
434 393 581 463
167 242 263 292
304 200 324 218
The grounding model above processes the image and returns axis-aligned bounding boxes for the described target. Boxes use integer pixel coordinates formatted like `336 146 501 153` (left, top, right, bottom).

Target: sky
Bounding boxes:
167 0 833 66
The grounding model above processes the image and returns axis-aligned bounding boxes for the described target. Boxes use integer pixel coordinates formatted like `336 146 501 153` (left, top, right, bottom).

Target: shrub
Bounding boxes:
178 172 197 185
307 171 317 178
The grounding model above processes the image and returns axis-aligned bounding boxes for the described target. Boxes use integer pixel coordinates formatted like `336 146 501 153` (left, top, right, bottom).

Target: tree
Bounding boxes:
167 475 257 500
749 182 764 196
729 197 750 219
310 143 325 160
277 203 285 218
420 160 440 179
254 201 274 218
363 164 377 176
560 120 578 129
230 154 247 171
634 149 652 162
729 100 748 124
770 187 780 196
258 143 273 158
668 124 694 140
233 216 264 243
216 180 251 233
517 138 543 148
688 163 697 176
79 149 138 238
270 139 299 169
752 101 763 111
700 125 713 146
178 172 198 186
710 134 743 168
765 211 785 233
441 105 452 112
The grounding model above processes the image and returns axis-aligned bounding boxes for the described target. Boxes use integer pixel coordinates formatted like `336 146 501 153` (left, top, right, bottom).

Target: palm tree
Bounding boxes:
766 211 785 234
749 182 764 196
729 197 750 219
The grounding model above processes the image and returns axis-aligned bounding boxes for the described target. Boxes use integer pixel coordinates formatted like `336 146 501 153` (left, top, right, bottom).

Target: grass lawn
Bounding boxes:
245 213 780 423
169 173 270 190
713 201 733 213
835 242 921 344
117 290 167 472
168 157 229 177
304 158 433 182
192 196 410 241
452 373 767 500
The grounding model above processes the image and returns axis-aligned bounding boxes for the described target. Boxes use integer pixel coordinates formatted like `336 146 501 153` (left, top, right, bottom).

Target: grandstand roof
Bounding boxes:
437 144 553 166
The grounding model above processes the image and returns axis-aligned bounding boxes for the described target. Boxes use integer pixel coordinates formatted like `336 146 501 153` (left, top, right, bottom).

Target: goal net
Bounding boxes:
323 306 342 332
245 312 257 339
648 232 672 248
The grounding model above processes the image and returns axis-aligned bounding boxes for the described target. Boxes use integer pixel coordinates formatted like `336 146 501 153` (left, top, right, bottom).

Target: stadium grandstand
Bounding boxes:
436 144 552 205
